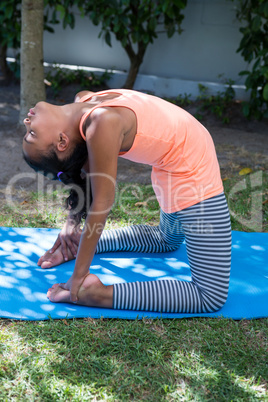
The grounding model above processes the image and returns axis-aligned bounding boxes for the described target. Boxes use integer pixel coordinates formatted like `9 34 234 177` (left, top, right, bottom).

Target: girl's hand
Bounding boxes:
59 272 89 303
37 245 74 269
50 219 82 261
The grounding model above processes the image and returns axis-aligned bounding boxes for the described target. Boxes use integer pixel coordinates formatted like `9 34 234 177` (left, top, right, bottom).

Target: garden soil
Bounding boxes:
0 83 267 204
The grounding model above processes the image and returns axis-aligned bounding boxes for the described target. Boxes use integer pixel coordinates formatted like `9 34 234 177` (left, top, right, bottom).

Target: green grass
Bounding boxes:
0 318 267 400
0 172 267 400
224 170 268 232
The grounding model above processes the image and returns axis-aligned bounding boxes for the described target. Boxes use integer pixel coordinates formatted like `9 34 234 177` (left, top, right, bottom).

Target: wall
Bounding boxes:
42 0 248 99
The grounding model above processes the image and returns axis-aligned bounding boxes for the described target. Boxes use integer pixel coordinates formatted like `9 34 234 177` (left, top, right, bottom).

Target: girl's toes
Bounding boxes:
41 260 53 269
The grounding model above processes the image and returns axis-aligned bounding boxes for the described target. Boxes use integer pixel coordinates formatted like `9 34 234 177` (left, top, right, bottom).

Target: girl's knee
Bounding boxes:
204 291 229 313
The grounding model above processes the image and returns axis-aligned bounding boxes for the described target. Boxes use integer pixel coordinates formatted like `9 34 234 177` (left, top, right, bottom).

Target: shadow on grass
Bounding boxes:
0 317 267 400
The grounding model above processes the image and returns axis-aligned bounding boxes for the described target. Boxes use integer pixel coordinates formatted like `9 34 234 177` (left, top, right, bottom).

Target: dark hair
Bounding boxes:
23 140 92 224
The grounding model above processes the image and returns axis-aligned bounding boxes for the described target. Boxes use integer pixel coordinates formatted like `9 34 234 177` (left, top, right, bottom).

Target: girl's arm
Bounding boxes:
67 107 124 302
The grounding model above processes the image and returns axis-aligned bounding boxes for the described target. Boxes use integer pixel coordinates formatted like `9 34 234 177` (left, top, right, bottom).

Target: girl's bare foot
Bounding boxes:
38 246 74 269
47 274 113 308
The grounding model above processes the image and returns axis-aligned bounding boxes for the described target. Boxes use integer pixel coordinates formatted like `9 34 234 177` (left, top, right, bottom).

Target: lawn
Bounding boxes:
0 173 267 401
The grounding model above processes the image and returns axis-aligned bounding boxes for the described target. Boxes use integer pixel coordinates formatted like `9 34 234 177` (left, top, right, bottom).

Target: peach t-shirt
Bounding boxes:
79 89 223 213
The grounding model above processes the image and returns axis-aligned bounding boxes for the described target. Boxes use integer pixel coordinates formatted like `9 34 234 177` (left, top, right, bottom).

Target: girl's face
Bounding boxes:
23 101 61 161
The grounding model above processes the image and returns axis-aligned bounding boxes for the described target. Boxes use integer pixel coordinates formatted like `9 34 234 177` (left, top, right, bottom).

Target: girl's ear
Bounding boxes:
57 132 69 152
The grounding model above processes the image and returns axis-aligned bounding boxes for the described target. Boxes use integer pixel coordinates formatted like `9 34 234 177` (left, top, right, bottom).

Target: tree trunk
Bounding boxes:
123 60 142 90
19 0 45 125
122 42 147 89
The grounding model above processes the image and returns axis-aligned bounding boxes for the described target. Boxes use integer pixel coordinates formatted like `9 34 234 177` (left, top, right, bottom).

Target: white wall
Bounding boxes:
42 0 248 99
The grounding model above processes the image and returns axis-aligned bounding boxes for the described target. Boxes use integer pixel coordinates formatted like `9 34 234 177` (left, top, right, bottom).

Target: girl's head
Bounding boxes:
22 101 91 223
23 101 76 164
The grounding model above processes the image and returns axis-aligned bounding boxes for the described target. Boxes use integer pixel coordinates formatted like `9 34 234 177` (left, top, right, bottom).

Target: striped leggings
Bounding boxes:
96 192 232 313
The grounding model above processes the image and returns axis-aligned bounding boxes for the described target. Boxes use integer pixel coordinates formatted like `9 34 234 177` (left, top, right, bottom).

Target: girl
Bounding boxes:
23 89 231 313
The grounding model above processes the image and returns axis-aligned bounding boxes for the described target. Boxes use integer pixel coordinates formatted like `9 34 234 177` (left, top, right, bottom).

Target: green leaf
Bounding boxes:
242 102 250 117
56 5 66 18
262 67 268 80
239 70 250 76
263 83 268 101
44 26 55 33
69 13 75 29
172 0 184 8
252 15 262 32
105 31 112 47
148 17 157 32
5 4 13 19
143 33 150 44
264 3 268 18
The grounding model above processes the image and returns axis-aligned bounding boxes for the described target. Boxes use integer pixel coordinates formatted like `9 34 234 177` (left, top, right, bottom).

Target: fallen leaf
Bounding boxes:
239 167 253 176
135 201 148 207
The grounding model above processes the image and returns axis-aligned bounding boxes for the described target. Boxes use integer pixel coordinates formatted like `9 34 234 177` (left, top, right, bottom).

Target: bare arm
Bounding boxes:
67 108 124 301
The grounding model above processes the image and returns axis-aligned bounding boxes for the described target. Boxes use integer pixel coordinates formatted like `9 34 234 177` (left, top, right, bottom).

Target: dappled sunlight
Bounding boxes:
40 303 55 311
19 308 50 320
14 269 32 279
169 346 267 401
43 273 57 281
0 227 267 320
0 227 61 319
5 252 35 266
0 241 17 252
1 318 266 401
94 266 123 285
98 254 191 284
18 286 37 301
15 242 45 258
133 267 167 277
251 245 265 251
0 274 18 288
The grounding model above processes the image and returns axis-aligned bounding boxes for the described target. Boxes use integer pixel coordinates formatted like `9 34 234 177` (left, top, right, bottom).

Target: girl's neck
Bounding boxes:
60 102 90 141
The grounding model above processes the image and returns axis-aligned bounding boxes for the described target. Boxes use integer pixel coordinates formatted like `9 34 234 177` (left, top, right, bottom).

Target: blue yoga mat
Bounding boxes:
0 227 267 320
